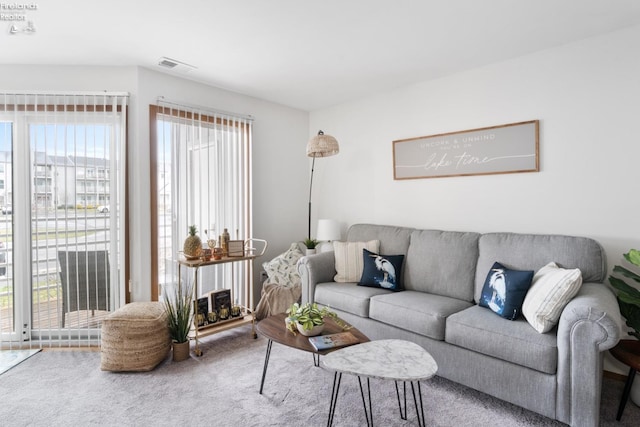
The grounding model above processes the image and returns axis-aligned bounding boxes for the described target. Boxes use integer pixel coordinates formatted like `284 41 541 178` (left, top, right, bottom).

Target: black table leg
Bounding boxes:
314 352 320 367
617 367 637 421
259 339 273 394
357 376 373 427
327 372 342 427
395 380 407 420
410 381 426 427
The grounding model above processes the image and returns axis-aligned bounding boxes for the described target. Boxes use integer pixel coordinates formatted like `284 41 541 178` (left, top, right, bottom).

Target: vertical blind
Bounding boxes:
151 100 253 306
0 91 128 349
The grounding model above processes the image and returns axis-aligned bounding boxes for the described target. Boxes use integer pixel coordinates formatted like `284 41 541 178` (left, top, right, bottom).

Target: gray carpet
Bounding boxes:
0 325 638 426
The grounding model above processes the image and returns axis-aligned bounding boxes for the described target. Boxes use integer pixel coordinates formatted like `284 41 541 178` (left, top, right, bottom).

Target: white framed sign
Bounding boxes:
393 120 539 180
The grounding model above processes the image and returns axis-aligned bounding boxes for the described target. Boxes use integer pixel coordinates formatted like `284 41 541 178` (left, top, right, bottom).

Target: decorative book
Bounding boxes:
308 332 359 351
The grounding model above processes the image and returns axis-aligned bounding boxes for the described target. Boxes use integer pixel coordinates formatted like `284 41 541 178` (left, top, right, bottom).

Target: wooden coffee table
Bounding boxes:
256 312 369 394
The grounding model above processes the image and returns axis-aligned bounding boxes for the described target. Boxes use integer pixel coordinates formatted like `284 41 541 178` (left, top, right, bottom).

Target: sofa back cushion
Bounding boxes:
347 224 413 256
405 230 480 301
475 233 606 303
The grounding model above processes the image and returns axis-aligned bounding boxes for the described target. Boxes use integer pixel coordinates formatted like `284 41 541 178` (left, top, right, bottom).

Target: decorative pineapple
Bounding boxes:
183 225 203 259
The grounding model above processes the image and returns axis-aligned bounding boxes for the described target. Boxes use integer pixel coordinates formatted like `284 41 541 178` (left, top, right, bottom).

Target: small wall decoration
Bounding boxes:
393 120 539 180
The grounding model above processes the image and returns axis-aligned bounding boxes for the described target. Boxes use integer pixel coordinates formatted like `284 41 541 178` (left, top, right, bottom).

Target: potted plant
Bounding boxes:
609 249 640 339
303 238 319 255
164 281 194 361
608 248 640 404
285 302 350 336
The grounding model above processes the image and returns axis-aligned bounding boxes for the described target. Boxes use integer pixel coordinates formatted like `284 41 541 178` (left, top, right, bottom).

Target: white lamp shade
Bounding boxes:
317 219 341 241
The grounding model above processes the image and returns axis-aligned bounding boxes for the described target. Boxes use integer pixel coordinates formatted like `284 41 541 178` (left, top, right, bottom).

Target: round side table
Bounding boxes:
609 340 640 421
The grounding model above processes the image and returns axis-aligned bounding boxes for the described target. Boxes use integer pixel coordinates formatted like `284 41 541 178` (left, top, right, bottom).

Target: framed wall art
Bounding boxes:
393 120 539 180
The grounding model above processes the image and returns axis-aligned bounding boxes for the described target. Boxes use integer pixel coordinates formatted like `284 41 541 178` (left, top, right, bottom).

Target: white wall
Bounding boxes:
309 25 640 374
1 65 310 304
310 24 640 267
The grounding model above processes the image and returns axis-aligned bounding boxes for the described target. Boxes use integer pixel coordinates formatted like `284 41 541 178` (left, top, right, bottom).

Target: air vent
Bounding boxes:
157 57 197 73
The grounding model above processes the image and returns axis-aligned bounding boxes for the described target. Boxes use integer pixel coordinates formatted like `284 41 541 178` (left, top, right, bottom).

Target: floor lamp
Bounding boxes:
306 130 339 240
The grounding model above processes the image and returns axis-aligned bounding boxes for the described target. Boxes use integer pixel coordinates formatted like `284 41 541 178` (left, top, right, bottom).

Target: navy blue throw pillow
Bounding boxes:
358 249 404 291
479 262 534 320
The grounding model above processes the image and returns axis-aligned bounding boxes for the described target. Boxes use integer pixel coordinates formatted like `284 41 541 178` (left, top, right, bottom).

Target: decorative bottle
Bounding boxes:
221 228 230 256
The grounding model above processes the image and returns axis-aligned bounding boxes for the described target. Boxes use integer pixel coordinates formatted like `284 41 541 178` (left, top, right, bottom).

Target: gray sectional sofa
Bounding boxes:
298 223 623 427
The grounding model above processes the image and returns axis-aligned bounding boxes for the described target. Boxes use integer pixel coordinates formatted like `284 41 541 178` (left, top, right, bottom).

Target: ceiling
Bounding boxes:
3 0 640 111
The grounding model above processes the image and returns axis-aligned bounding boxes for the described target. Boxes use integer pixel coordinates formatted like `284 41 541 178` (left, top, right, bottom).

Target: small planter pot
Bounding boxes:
305 248 317 256
172 341 190 362
296 322 324 337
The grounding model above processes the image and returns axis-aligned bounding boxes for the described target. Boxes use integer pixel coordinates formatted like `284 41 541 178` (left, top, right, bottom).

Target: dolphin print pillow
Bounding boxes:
358 249 405 291
479 261 534 320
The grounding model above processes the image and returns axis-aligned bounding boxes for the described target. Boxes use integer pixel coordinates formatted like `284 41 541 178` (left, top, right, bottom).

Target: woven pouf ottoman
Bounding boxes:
100 301 171 372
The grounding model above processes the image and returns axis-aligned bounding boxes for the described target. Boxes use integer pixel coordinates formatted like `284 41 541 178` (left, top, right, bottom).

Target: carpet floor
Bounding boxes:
0 325 638 426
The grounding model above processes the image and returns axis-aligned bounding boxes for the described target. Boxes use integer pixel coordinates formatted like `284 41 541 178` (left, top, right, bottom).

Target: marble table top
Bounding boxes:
321 339 438 381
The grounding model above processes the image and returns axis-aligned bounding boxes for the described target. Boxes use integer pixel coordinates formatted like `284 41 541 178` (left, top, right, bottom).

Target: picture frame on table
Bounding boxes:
195 296 209 316
210 289 232 317
194 296 209 327
228 240 245 257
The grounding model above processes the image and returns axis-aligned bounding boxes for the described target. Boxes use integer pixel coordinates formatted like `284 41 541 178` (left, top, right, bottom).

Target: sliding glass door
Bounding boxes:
0 92 128 348
0 122 18 342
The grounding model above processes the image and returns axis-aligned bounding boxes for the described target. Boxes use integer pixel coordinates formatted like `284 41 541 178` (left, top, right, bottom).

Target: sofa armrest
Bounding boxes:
555 282 622 426
297 251 336 304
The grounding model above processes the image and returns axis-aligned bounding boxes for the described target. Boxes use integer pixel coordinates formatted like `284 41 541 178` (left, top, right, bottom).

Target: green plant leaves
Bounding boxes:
285 302 340 331
610 250 640 340
164 281 194 343
303 238 318 249
613 265 640 284
610 276 640 305
625 249 640 267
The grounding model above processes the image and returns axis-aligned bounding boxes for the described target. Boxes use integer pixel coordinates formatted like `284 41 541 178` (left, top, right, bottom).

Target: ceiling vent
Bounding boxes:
157 57 197 73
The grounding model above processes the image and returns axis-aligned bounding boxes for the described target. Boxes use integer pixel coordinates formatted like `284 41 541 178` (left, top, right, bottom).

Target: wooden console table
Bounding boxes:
177 238 267 356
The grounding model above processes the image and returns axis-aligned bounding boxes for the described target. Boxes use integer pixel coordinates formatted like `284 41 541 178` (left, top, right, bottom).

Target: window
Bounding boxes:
149 103 253 302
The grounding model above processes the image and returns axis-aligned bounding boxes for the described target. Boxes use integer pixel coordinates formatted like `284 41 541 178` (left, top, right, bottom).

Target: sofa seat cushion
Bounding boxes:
315 282 390 317
369 291 473 341
446 305 558 374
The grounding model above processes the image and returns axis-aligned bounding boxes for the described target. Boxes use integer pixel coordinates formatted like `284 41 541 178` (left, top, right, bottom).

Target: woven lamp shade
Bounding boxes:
306 130 339 158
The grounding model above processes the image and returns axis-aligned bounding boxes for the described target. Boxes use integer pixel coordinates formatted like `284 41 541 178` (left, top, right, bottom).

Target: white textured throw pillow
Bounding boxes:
522 262 583 333
333 240 380 282
262 243 304 288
